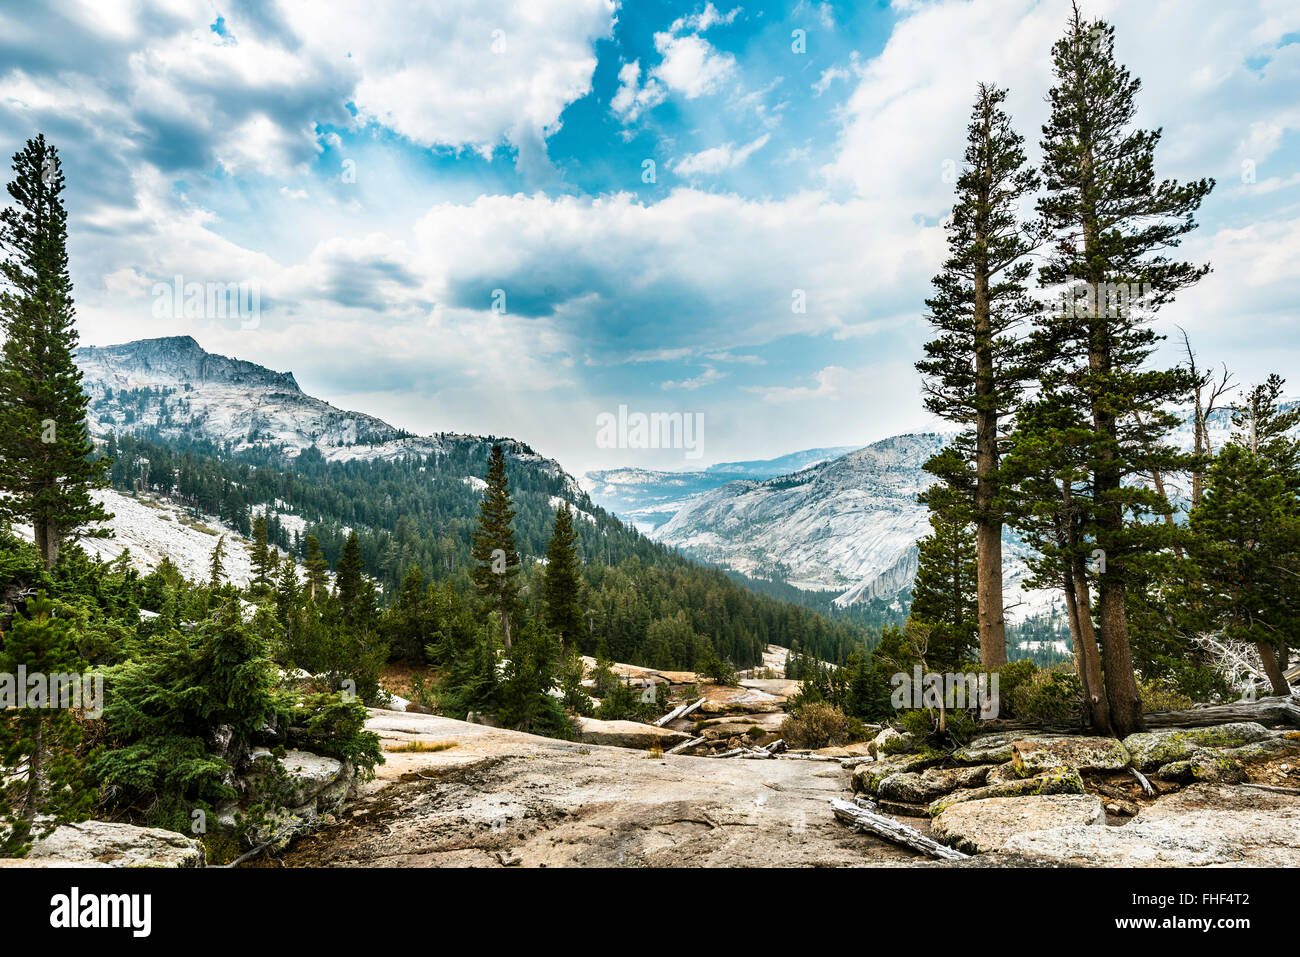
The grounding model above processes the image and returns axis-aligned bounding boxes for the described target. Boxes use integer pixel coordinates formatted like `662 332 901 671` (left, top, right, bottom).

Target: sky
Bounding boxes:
1 0 1298 478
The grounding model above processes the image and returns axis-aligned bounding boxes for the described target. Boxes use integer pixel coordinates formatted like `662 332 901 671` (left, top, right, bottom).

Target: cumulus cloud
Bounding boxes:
610 6 739 124
610 60 668 123
672 134 770 176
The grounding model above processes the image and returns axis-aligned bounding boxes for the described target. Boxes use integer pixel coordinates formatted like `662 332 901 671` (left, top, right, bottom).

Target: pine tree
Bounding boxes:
907 506 979 674
249 514 272 593
0 592 96 856
303 533 329 601
334 531 375 631
0 135 110 568
208 534 226 589
275 559 301 630
917 83 1039 670
1031 5 1213 735
542 503 585 649
470 444 521 650
1191 375 1300 695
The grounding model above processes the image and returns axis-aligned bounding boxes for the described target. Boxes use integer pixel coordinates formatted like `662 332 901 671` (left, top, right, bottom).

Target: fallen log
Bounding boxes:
763 738 786 754
1240 782 1300 796
830 798 969 862
666 735 706 755
770 752 842 762
653 702 689 727
680 697 706 720
1130 768 1156 798
710 748 746 759
1140 695 1300 729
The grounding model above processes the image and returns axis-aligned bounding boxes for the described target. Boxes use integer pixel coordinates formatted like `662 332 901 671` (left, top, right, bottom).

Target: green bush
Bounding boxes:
1007 664 1084 726
1138 678 1194 714
779 702 868 750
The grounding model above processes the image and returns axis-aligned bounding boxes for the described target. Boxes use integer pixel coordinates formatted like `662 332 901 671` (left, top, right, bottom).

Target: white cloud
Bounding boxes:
280 0 615 161
652 32 737 99
672 133 770 176
669 3 742 34
662 365 727 390
610 60 667 123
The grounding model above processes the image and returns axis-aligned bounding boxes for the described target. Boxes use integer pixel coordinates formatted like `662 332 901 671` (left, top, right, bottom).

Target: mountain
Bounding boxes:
608 398 1300 615
649 433 947 599
582 446 860 532
77 335 581 495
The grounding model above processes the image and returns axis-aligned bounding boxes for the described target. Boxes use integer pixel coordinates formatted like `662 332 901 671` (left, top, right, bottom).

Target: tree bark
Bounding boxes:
1097 580 1144 735
1257 640 1291 696
1068 557 1112 735
34 522 59 570
971 104 1007 671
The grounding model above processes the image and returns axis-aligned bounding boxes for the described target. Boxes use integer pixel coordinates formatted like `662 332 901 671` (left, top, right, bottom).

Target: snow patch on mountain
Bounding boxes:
14 489 267 588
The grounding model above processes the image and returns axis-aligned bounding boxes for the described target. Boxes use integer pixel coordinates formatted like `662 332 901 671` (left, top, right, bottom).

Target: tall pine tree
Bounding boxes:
1032 5 1213 734
917 83 1038 671
471 445 521 650
0 135 110 568
542 503 585 649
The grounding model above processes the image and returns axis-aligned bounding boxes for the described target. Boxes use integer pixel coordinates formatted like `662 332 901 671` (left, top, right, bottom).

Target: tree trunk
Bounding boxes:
971 143 1006 671
1097 580 1144 735
21 721 44 826
33 522 59 570
1068 557 1112 735
1257 640 1291 696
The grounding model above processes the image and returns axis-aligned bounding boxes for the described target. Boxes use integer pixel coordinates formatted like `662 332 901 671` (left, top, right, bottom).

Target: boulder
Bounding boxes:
985 763 1021 785
876 799 931 818
1154 747 1245 784
877 772 954 804
697 685 784 714
1011 736 1130 774
1122 722 1273 771
951 731 1028 764
929 767 1086 817
17 821 204 868
852 752 944 795
1003 784 1300 866
868 726 915 757
1221 734 1300 764
276 750 352 809
574 717 691 750
932 794 1106 854
921 765 990 790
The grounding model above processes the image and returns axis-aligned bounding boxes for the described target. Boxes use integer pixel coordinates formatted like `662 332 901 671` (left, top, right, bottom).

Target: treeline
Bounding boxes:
103 435 872 671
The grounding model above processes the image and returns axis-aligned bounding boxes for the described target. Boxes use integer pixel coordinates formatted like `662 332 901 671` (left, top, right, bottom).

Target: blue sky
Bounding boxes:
1 0 1298 477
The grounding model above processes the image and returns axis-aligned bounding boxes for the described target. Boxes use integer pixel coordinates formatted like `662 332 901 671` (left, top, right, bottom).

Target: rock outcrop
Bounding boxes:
5 821 205 868
1122 722 1273 770
931 794 1106 854
1002 784 1300 866
574 717 691 750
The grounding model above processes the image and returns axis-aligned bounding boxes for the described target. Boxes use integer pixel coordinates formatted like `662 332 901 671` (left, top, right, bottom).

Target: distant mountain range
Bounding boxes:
581 446 860 532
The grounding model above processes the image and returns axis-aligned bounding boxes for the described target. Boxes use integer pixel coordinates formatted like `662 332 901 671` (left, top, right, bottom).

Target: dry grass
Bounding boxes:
386 740 458 754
